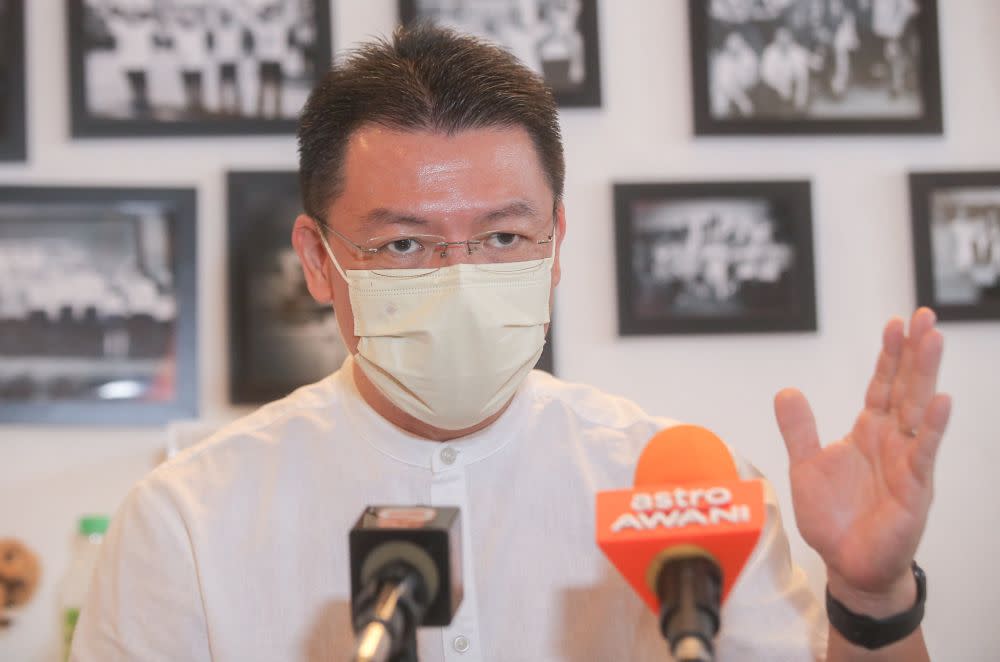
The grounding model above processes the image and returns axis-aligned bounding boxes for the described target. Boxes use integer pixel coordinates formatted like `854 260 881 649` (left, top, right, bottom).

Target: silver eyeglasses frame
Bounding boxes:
310 214 557 260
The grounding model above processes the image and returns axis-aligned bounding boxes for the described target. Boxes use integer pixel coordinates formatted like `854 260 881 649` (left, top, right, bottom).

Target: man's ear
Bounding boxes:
551 201 567 288
291 214 335 304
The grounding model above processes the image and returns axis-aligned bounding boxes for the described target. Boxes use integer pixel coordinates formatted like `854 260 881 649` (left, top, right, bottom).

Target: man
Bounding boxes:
95 0 158 118
168 2 212 116
759 26 816 115
870 0 919 98
71 26 950 661
209 0 246 116
710 30 759 117
247 0 290 118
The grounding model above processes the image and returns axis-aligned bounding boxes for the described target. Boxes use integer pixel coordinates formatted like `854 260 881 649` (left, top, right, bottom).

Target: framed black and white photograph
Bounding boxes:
537 317 554 374
689 0 942 135
0 0 26 160
399 0 601 107
614 181 816 335
67 0 332 137
0 186 198 424
228 171 347 404
909 171 1000 322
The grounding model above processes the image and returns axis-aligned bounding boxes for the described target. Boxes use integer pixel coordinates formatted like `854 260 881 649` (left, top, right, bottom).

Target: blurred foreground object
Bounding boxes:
0 537 42 628
62 516 109 660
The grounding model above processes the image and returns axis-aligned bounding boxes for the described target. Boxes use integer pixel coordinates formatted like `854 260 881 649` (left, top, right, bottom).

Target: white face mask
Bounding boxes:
320 239 553 431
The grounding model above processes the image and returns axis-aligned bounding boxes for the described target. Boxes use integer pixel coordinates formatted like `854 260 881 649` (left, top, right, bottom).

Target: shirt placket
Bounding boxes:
430 444 482 662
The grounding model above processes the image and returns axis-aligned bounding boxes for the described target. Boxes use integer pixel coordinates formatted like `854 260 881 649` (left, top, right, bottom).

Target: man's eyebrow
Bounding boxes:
361 208 431 227
477 201 542 224
361 201 543 227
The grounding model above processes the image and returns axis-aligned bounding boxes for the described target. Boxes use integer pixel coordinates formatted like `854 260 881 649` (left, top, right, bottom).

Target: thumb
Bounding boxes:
774 388 822 466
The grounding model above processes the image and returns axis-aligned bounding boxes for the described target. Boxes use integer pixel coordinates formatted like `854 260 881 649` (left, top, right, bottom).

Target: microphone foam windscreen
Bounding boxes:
633 425 740 487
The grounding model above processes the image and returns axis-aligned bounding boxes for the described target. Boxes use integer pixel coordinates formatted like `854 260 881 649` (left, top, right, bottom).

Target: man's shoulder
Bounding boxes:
147 373 348 490
523 369 677 436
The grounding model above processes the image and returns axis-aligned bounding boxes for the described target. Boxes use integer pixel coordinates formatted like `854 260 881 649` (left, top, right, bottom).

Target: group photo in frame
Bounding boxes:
0 0 26 160
909 171 1000 322
398 0 602 107
227 170 347 404
67 0 333 137
0 186 198 424
614 180 817 335
689 0 943 135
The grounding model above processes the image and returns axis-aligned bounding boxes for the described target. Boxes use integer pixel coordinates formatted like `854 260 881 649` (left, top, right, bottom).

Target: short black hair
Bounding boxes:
297 24 565 218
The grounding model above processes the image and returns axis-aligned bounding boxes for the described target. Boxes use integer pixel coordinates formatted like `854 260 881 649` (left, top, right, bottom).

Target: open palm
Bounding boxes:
774 308 951 596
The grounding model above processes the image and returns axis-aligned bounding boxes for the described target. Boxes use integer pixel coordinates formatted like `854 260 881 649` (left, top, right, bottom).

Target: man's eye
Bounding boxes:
384 238 423 255
489 233 519 248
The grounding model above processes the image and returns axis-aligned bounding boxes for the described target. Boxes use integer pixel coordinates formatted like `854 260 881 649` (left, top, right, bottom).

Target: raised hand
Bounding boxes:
773 308 951 609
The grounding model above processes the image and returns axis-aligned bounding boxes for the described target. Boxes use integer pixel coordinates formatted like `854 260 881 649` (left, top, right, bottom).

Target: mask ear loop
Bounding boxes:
315 224 351 281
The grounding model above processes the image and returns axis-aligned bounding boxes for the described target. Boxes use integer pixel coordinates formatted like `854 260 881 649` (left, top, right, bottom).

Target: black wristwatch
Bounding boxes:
825 562 926 650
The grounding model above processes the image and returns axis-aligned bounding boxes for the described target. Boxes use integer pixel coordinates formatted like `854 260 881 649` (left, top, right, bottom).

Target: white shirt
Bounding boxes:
70 358 826 661
871 0 918 40
760 43 811 102
710 47 759 116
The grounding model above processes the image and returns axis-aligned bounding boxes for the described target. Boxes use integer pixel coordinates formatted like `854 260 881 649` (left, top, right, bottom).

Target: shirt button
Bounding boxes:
440 446 458 465
452 635 470 653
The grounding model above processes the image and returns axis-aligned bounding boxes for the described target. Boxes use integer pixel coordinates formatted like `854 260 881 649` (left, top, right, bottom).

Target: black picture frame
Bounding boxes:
0 186 198 424
398 0 601 107
688 0 943 135
66 0 332 138
614 180 817 335
909 171 1000 322
227 171 347 404
0 0 27 161
537 316 555 374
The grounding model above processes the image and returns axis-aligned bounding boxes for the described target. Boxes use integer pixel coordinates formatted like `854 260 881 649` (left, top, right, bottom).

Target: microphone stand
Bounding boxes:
654 553 722 662
351 565 427 662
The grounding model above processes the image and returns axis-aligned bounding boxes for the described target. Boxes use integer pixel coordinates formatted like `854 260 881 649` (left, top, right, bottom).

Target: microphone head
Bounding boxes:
634 425 739 487
596 425 765 613
349 506 463 628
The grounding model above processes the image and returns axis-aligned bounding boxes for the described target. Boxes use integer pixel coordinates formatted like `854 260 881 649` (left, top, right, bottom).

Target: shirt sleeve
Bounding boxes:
716 460 829 661
69 475 212 662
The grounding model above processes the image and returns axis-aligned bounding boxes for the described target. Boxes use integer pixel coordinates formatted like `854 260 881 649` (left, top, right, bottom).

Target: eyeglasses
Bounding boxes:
311 214 556 275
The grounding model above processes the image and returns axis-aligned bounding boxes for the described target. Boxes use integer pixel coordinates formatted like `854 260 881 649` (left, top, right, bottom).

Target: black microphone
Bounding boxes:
349 506 463 662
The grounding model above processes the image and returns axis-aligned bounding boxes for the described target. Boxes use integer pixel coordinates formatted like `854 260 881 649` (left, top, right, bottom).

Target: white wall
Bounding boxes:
2 1 998 660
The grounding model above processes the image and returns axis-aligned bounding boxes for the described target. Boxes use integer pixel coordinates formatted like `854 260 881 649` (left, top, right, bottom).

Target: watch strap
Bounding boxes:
825 562 926 650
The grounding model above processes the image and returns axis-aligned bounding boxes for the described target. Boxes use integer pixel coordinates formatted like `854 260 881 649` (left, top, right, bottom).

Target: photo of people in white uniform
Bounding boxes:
706 0 927 119
626 196 805 322
0 202 180 404
401 0 599 105
929 189 1000 307
76 0 326 124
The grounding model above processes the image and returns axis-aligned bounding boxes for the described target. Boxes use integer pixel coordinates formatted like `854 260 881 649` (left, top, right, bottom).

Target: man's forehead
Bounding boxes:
343 124 539 166
335 125 552 210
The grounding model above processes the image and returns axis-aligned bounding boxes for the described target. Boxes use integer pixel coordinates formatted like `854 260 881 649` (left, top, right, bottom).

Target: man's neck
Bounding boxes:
350 359 511 442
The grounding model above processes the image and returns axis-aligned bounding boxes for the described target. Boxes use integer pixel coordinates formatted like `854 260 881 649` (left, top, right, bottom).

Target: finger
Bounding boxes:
898 328 945 433
774 388 822 466
908 393 952 485
889 308 937 413
864 317 905 411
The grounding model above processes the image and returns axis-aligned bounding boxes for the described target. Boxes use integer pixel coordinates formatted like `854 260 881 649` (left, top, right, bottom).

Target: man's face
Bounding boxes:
293 125 566 355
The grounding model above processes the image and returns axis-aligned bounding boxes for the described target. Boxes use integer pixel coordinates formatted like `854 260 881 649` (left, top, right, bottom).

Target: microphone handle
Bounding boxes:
351 567 427 662
654 555 722 662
